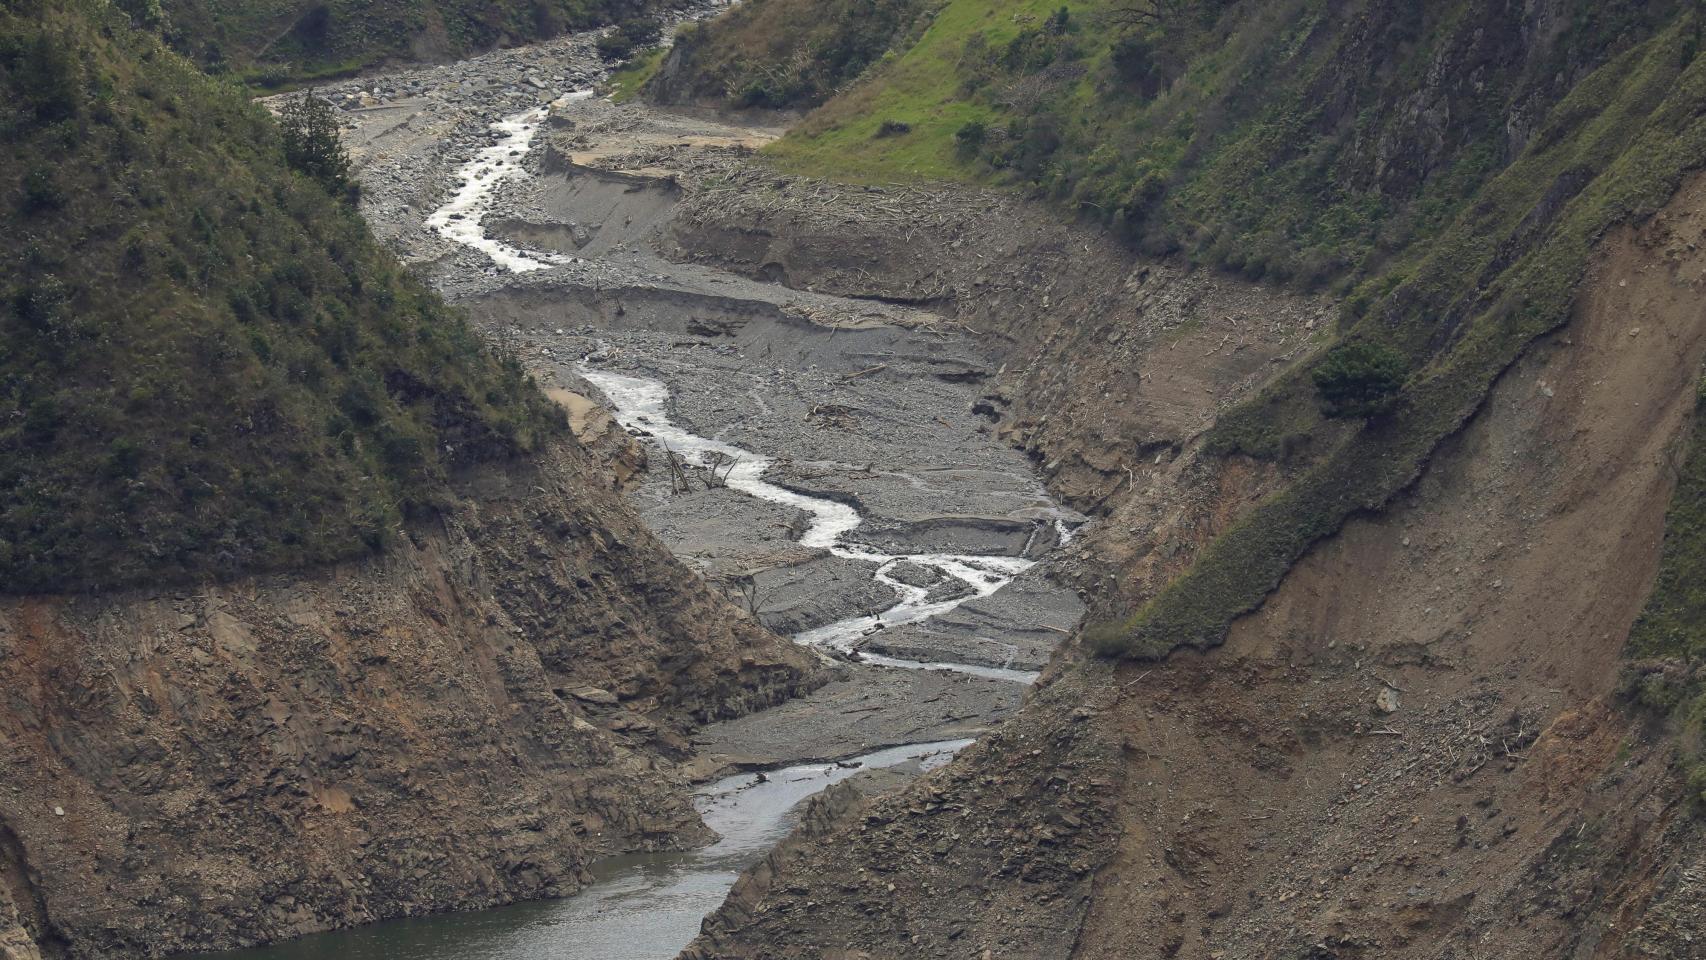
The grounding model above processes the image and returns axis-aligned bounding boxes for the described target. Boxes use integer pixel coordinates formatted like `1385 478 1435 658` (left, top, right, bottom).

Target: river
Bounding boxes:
193 740 968 960
577 367 1043 685
211 48 1081 958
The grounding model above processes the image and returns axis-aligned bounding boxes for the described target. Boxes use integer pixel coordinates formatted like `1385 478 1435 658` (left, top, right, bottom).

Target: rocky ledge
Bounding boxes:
0 438 822 958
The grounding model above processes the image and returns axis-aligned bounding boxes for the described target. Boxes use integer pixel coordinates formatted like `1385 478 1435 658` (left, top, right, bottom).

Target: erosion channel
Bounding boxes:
210 24 1085 960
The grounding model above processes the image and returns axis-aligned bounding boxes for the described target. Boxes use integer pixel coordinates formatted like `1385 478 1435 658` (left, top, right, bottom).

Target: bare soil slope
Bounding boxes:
674 165 1706 960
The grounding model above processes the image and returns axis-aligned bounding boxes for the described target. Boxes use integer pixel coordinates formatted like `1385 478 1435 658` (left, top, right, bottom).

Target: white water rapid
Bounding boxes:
425 96 592 271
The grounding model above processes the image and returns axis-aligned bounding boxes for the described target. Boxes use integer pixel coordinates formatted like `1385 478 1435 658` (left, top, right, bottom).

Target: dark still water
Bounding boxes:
191 740 969 960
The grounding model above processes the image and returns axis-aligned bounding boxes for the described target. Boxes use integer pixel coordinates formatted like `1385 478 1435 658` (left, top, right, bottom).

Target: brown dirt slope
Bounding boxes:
0 439 821 959
669 169 1706 960
657 148 1334 618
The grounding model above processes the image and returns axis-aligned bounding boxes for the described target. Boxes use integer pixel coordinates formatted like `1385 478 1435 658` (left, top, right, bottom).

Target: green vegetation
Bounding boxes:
596 16 663 62
151 0 653 83
658 0 1706 812
608 45 668 102
278 91 356 200
1097 13 1706 658
645 0 938 111
1625 386 1706 806
1311 341 1408 420
663 0 1706 661
716 0 1678 280
0 0 564 593
758 0 1063 180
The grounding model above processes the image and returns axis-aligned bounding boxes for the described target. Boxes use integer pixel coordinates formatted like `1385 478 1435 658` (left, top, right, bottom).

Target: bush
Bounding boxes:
595 31 636 61
13 275 71 336
1311 341 1409 419
597 17 661 62
954 119 986 156
14 32 80 124
114 0 169 32
619 16 662 46
20 168 65 214
1109 33 1166 97
736 77 799 108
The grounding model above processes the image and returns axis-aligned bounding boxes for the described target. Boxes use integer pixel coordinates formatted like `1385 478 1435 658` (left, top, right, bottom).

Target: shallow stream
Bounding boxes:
579 367 1043 685
203 78 1068 959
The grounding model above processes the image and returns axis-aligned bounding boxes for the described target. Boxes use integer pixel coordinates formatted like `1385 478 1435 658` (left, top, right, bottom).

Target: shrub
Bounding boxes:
14 32 80 124
619 16 662 46
13 275 71 335
596 31 636 61
597 17 661 62
20 168 65 214
954 119 986 156
114 0 169 32
1109 33 1168 97
736 77 798 108
1311 341 1409 419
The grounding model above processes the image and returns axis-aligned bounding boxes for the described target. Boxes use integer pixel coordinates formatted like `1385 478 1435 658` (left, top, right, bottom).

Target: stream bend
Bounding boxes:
579 366 1044 685
188 77 1076 960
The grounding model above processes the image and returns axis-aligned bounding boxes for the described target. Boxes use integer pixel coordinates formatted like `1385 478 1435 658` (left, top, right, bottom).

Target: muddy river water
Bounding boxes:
216 39 1084 957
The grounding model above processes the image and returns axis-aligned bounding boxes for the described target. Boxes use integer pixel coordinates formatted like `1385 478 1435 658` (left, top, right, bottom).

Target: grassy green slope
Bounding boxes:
1098 13 1706 658
764 0 1681 279
759 0 1057 180
0 0 564 593
608 45 666 101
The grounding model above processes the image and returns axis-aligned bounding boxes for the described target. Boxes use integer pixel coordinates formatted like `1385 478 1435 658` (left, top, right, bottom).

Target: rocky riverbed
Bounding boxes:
237 23 1088 957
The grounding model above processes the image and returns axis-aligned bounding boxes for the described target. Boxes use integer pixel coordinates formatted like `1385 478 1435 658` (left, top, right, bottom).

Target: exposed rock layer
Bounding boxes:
0 440 820 958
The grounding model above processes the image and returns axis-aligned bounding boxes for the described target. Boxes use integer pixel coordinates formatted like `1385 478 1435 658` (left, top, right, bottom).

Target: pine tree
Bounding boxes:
278 91 355 201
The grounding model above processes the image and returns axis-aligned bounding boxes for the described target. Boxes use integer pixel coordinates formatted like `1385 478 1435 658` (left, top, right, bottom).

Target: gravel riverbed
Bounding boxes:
247 26 1094 956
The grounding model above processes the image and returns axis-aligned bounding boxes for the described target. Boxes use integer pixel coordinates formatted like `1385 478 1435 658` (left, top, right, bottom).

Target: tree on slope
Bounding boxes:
278 91 354 201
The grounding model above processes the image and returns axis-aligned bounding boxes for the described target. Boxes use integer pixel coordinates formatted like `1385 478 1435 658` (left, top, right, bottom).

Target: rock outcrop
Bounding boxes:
0 440 821 958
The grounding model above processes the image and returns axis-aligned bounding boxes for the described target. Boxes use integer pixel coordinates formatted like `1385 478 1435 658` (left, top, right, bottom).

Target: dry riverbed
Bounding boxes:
230 24 1090 958
312 31 1087 763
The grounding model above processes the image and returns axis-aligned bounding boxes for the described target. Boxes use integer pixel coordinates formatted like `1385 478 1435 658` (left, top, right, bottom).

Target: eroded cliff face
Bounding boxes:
0 438 820 959
664 166 1706 959
662 164 1330 619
